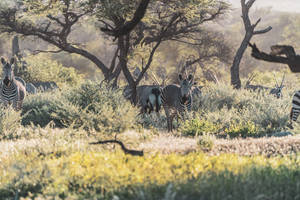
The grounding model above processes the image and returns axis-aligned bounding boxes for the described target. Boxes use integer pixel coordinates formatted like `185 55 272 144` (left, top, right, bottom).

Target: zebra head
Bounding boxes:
178 74 193 103
1 57 15 87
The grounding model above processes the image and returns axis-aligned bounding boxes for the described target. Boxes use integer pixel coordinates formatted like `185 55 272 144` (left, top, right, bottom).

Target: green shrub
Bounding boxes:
0 106 22 140
65 82 139 133
197 134 215 151
224 121 260 138
18 54 83 87
193 83 291 136
22 92 82 128
22 82 138 134
180 118 219 136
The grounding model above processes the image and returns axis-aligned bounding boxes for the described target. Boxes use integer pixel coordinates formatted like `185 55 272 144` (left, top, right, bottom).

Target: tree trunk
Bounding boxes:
230 33 252 89
230 0 271 89
118 35 138 104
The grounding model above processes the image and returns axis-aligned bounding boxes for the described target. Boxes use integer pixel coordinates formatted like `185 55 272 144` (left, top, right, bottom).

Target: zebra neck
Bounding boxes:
2 81 16 90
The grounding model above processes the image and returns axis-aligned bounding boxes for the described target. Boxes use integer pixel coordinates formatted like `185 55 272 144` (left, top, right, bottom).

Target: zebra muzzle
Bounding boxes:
3 77 11 86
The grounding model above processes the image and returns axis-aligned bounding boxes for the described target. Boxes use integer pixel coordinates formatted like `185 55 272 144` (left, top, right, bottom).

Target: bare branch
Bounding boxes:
90 140 144 156
253 26 272 35
30 49 64 55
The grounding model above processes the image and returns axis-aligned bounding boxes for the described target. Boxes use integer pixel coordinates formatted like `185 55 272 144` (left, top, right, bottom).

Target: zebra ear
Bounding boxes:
178 74 183 81
1 57 6 65
10 57 15 65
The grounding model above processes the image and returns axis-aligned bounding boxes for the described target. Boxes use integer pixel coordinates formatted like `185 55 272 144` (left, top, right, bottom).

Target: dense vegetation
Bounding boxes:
0 0 299 199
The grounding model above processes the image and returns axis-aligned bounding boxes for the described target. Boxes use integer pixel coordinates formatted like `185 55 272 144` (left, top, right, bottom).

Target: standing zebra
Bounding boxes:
289 90 300 129
0 57 26 110
161 74 193 132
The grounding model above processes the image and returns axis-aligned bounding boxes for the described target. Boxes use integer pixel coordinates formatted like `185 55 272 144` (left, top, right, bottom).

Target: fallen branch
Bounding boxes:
90 140 144 156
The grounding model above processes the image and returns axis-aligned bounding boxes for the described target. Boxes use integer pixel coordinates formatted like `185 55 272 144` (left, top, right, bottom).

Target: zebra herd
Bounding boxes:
1 55 300 131
126 73 300 131
125 74 196 132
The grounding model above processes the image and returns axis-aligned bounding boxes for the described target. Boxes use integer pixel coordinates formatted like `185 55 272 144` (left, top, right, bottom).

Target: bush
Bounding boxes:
22 92 82 128
65 82 139 133
0 106 22 140
224 121 260 138
18 54 83 87
197 134 215 151
193 84 291 136
180 118 219 136
22 82 139 134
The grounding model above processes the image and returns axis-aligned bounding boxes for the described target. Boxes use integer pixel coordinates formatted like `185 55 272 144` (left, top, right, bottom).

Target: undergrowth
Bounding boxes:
0 152 299 200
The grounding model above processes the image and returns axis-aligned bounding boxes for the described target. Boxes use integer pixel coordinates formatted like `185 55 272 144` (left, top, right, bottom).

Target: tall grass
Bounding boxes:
0 152 299 199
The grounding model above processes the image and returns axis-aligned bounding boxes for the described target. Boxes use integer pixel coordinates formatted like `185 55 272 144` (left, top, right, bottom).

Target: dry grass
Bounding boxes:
140 133 300 156
1 128 299 158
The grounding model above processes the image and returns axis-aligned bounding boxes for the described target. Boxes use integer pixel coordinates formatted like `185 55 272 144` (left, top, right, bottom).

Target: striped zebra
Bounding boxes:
0 57 26 110
161 74 193 132
289 90 300 129
137 86 162 114
123 85 162 115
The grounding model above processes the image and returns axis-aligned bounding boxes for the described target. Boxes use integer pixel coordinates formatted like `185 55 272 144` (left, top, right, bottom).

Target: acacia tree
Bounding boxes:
0 0 228 103
230 0 272 89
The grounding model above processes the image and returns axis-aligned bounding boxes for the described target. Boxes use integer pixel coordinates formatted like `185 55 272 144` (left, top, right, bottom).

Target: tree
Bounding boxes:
0 0 229 103
96 0 229 103
230 0 272 89
248 43 300 72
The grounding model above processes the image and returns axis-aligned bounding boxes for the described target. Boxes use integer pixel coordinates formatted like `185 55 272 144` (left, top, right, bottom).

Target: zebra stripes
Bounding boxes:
289 90 300 128
0 57 26 110
161 74 193 132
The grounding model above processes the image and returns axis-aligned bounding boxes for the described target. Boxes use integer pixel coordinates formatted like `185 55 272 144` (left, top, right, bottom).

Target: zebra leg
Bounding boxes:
289 108 300 129
164 106 172 132
13 100 18 110
18 100 23 111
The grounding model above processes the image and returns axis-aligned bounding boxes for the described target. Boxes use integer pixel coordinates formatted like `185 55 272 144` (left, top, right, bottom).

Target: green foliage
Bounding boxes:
0 152 299 199
22 92 82 128
20 54 83 87
193 83 291 136
197 134 215 151
180 118 219 136
22 82 138 134
0 106 22 140
224 121 260 138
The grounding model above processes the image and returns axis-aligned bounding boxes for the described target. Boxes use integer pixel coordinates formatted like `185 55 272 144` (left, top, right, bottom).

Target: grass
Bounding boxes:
0 79 300 199
0 143 299 199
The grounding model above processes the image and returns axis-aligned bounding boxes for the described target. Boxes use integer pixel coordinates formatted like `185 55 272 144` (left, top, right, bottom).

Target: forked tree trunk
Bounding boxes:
230 0 272 89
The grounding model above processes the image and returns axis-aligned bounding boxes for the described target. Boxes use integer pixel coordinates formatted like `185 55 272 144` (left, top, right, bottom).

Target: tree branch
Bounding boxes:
253 26 272 35
90 140 144 156
101 0 150 38
248 42 300 72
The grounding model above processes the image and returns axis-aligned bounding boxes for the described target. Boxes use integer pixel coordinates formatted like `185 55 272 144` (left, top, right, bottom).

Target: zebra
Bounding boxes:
144 87 162 114
289 90 300 129
14 76 37 94
123 85 162 115
0 57 26 110
161 74 193 132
